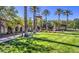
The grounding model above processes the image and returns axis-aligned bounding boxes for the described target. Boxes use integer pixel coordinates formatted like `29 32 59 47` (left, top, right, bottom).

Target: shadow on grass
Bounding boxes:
0 39 58 53
0 36 79 53
32 37 79 48
63 32 79 35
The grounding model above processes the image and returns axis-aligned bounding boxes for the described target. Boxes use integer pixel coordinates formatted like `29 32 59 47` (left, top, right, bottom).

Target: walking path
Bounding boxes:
0 34 22 43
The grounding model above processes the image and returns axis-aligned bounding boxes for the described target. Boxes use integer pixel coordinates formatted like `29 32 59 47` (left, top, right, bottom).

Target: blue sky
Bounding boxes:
15 6 79 20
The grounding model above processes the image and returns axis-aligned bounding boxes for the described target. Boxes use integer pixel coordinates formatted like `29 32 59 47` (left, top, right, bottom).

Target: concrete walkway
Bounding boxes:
0 34 22 43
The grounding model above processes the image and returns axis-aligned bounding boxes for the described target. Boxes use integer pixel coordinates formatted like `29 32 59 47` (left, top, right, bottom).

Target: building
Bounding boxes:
0 18 24 34
35 16 42 31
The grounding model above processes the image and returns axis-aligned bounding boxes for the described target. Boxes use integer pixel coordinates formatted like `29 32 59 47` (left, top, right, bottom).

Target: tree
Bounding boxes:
0 7 7 34
6 6 18 19
63 10 72 27
55 8 63 21
53 20 61 31
6 7 18 34
0 6 18 34
42 20 47 30
6 20 16 34
5 16 24 34
24 6 28 34
14 16 24 33
67 20 74 29
47 20 53 31
74 18 79 30
30 6 39 32
42 9 50 30
28 17 33 31
55 8 63 30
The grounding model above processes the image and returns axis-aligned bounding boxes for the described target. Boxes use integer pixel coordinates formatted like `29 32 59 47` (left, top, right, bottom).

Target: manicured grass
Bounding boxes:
0 31 79 53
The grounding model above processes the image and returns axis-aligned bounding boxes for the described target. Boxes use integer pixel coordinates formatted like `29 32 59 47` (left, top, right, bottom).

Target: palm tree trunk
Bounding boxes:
66 15 69 30
33 9 36 32
41 20 43 31
67 15 68 25
58 14 60 21
58 14 60 30
24 6 28 33
45 15 48 31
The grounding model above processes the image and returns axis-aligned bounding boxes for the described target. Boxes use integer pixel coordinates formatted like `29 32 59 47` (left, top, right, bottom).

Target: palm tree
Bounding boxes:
30 6 39 32
42 9 50 30
63 10 72 24
63 10 72 30
55 8 63 21
55 8 63 30
24 6 28 36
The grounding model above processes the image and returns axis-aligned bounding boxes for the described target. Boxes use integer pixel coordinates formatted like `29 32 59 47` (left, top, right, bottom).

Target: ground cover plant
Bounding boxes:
0 32 79 53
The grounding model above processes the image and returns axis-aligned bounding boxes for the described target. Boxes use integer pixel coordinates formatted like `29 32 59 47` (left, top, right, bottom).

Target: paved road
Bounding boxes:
0 34 22 43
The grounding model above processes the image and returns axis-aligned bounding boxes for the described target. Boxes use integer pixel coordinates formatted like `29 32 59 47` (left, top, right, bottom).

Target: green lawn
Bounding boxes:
0 32 79 53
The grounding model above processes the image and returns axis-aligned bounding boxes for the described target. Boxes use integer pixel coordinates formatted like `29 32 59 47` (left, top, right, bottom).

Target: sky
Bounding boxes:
15 6 79 20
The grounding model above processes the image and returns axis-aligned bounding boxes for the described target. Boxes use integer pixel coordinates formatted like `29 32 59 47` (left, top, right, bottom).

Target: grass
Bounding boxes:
0 31 79 53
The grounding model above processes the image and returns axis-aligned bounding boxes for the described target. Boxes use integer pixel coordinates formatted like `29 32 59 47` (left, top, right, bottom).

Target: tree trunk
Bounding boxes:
58 14 60 21
24 6 28 33
33 8 36 32
45 15 48 31
58 14 60 30
66 15 69 30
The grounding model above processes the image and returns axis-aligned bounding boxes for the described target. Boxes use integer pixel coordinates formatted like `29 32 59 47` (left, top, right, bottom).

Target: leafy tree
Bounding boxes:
36 17 42 30
6 6 18 19
74 18 79 29
42 19 47 30
67 20 74 28
53 20 61 31
0 6 18 34
47 20 53 31
28 17 33 30
5 16 24 34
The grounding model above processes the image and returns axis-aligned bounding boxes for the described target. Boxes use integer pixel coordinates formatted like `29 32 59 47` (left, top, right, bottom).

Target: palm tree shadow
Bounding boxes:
32 37 79 48
0 39 58 53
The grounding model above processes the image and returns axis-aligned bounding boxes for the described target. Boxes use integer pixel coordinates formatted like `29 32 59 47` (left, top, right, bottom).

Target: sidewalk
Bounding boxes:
0 34 22 43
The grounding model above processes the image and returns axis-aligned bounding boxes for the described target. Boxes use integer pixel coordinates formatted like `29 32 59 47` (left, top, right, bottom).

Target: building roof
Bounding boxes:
36 16 42 19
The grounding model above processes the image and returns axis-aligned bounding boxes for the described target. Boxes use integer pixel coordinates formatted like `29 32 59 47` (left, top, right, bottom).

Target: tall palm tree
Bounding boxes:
42 9 50 30
55 8 63 21
63 10 72 30
24 6 28 34
63 10 72 24
30 6 39 32
55 8 63 30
